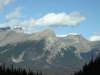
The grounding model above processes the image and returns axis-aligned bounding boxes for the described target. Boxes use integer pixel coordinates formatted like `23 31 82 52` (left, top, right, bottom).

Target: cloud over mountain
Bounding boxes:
0 11 85 33
20 11 85 27
89 35 100 41
56 34 68 37
0 19 19 28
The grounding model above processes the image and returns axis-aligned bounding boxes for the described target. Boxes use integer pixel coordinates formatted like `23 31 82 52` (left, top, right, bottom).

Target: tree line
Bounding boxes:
0 63 42 75
73 54 100 75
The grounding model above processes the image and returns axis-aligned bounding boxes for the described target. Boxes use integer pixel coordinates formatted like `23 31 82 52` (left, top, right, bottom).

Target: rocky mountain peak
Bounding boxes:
1 27 100 72
13 26 24 33
28 29 69 64
38 29 56 37
28 29 56 40
67 34 82 38
58 33 87 43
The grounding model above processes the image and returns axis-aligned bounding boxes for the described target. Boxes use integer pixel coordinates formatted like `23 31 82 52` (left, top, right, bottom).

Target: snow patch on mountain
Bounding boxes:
0 49 8 54
11 51 26 63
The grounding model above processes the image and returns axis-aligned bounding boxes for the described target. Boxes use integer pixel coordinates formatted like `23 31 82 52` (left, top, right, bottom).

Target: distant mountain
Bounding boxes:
0 28 83 72
0 26 11 31
58 34 100 59
0 27 100 72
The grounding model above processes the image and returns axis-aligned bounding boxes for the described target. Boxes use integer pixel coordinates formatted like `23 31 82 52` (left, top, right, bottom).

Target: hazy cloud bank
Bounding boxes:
6 7 24 21
0 0 15 12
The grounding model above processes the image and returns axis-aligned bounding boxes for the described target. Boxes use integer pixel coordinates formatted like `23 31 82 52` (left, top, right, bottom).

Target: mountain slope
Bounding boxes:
0 29 83 72
0 39 82 71
74 54 100 75
58 34 100 60
0 28 100 72
0 30 32 46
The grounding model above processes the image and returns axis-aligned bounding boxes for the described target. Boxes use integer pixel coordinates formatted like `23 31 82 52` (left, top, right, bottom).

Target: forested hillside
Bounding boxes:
73 54 100 75
0 63 42 75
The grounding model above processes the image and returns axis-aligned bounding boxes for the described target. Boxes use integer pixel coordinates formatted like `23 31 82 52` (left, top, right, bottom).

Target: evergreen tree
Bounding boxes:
37 70 39 75
73 54 100 75
0 63 42 75
11 64 13 75
39 70 42 75
3 63 5 75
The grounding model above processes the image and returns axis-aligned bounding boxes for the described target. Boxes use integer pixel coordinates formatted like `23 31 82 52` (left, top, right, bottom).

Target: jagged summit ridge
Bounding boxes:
13 25 24 33
0 28 69 66
29 29 56 40
0 27 100 71
28 29 69 64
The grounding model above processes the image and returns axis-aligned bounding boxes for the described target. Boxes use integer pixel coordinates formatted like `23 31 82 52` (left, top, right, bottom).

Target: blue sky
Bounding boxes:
0 0 100 41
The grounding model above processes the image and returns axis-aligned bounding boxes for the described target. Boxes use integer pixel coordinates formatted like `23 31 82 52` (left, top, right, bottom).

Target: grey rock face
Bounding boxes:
0 30 32 46
0 28 100 72
58 34 100 59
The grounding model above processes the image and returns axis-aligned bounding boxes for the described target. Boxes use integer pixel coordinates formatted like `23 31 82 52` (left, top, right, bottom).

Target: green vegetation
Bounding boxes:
0 44 12 52
0 63 42 75
53 47 81 64
42 70 71 75
0 39 84 75
1 39 45 58
73 54 100 75
0 54 7 63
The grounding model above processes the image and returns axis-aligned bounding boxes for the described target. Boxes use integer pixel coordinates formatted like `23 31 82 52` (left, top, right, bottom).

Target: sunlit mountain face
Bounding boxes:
0 28 100 72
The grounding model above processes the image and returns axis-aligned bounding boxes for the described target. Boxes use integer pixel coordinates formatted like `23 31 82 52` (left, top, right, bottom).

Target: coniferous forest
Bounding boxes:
1 55 100 75
0 63 42 75
73 54 100 75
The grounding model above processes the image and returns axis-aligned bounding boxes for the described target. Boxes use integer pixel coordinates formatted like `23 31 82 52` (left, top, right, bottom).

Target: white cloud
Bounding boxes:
0 19 19 28
20 11 85 33
0 11 85 34
56 34 68 37
89 35 100 41
56 33 81 37
0 7 26 29
20 18 36 27
0 0 15 11
6 7 24 21
22 26 36 34
20 11 85 27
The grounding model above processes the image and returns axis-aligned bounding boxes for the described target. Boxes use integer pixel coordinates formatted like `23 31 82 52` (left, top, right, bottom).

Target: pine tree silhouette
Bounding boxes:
73 54 100 75
0 63 42 75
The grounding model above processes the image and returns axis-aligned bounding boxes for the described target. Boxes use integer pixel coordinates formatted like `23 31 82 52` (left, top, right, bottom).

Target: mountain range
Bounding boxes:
0 26 100 72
